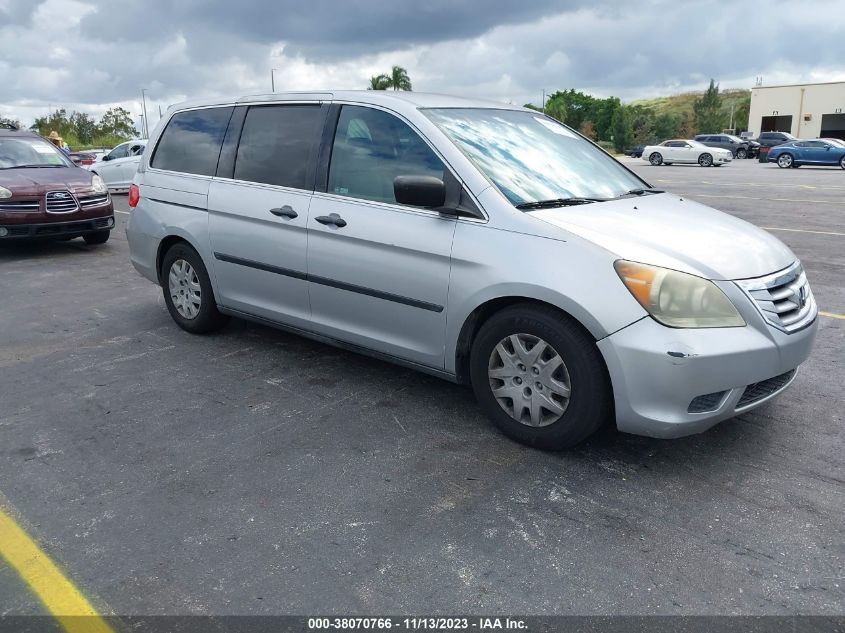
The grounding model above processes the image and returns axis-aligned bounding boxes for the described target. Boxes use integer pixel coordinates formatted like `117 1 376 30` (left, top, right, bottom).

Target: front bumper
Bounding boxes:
598 285 817 438
0 215 115 240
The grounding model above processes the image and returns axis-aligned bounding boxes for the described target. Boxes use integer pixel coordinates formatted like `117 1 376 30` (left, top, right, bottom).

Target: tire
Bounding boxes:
698 153 713 167
83 230 110 245
777 153 793 168
649 152 663 166
840 156 845 170
736 148 747 160
469 303 612 450
160 242 228 334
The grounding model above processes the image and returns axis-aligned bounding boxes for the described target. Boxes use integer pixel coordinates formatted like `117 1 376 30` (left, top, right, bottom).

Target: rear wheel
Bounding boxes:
83 230 110 245
649 152 663 166
469 304 612 450
160 243 228 334
777 153 794 168
698 153 713 167
736 148 747 159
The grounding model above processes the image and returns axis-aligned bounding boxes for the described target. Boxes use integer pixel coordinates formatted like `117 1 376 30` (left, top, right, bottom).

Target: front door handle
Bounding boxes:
315 213 347 228
269 205 298 219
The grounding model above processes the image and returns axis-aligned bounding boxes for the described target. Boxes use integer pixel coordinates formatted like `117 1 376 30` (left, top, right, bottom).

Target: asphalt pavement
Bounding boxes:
0 158 842 618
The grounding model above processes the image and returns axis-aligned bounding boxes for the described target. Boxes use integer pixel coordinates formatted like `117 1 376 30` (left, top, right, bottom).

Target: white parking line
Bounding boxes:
114 210 129 215
691 193 845 205
762 227 845 237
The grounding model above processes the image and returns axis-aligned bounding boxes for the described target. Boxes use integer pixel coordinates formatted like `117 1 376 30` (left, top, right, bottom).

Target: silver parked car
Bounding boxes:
126 92 817 449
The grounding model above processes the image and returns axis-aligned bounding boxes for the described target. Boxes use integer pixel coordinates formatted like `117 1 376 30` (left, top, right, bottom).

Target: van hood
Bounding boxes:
530 193 795 281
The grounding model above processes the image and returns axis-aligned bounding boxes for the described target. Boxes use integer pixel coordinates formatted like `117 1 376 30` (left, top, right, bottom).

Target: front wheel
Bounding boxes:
698 153 713 167
649 152 663 166
469 304 612 450
840 156 845 170
160 243 229 334
83 230 110 245
777 153 794 168
736 148 747 159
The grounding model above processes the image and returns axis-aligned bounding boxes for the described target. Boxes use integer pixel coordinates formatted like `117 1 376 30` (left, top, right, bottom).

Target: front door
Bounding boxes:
209 103 325 328
306 104 456 368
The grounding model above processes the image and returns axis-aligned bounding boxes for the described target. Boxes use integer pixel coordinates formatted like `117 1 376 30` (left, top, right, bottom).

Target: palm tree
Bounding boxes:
367 74 390 90
388 66 412 91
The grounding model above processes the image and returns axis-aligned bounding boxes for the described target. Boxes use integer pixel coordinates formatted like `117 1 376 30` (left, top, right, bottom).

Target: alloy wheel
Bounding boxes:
699 153 713 167
168 259 202 319
487 333 571 427
778 154 793 168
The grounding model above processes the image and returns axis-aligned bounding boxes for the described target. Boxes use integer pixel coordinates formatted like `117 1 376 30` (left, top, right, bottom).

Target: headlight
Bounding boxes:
614 260 745 328
0 186 12 199
91 175 107 194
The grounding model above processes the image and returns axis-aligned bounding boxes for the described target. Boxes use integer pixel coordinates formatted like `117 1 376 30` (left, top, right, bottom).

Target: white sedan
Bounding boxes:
642 139 732 167
88 139 147 191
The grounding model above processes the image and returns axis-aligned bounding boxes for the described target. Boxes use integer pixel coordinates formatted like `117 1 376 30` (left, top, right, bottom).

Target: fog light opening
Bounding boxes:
0 227 8 237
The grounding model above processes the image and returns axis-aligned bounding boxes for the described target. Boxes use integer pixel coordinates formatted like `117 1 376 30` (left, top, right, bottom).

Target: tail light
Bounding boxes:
128 184 140 208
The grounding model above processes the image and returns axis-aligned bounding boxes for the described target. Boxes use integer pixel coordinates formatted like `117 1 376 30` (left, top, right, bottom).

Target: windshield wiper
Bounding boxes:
618 188 664 197
1 164 65 169
515 197 605 210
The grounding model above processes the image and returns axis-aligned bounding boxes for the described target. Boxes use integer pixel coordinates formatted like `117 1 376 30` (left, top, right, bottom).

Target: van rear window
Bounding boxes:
151 107 234 176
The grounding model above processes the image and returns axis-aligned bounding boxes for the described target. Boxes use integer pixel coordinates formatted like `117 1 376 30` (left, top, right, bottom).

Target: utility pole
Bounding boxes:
542 90 546 114
271 69 277 92
141 88 150 138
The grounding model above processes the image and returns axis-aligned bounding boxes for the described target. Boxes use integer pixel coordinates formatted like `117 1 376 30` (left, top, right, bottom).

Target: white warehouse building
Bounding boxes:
748 80 845 140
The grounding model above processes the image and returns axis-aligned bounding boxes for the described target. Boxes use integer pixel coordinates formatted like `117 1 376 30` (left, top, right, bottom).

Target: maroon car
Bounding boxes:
0 126 114 244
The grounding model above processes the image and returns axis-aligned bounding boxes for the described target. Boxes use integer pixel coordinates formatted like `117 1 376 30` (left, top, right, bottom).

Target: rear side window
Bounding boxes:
233 105 322 189
328 105 444 204
152 107 233 176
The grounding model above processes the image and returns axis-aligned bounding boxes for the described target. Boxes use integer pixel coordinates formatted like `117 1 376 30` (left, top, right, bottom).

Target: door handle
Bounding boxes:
269 205 298 219
315 213 347 228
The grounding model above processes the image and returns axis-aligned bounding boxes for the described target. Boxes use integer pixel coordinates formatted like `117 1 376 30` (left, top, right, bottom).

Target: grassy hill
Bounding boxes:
630 88 751 130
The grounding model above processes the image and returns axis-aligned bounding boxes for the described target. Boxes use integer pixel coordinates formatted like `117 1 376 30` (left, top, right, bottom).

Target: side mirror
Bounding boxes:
394 175 446 208
102 154 111 161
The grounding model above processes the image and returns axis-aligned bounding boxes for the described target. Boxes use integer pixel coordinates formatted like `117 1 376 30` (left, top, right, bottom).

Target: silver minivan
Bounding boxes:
126 91 817 449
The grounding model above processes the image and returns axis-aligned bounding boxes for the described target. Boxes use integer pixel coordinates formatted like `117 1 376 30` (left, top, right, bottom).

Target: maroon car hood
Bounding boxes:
0 167 94 194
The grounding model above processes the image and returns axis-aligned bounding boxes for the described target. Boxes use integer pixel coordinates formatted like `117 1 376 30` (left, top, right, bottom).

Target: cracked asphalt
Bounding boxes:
0 158 842 617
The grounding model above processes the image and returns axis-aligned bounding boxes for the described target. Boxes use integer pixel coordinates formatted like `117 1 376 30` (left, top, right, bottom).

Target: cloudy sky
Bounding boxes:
2 0 843 131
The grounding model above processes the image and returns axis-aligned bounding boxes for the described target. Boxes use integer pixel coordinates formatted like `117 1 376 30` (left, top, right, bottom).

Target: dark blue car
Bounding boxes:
768 139 845 169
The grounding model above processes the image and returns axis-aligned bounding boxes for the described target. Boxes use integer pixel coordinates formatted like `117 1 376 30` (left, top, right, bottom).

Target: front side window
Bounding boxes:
234 105 322 189
0 137 71 169
108 143 130 160
152 107 234 176
328 105 444 204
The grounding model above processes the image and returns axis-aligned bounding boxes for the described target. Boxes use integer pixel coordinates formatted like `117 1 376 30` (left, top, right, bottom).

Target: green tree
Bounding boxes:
611 106 633 152
629 106 656 144
367 74 390 90
30 109 73 138
388 65 412 91
97 106 136 139
69 111 97 144
654 113 679 140
544 99 567 123
732 95 751 133
693 79 725 134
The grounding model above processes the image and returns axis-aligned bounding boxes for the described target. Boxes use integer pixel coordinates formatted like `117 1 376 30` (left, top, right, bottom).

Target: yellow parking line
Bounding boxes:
820 311 845 321
0 508 114 633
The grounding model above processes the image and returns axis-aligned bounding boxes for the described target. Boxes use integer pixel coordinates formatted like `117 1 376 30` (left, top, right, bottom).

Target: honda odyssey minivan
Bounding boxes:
126 91 817 449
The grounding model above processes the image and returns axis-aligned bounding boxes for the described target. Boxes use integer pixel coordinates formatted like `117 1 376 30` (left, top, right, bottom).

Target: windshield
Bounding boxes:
0 138 72 169
423 108 646 206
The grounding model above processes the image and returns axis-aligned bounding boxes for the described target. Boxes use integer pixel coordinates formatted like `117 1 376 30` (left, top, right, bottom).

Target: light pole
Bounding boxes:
141 88 150 138
271 68 278 92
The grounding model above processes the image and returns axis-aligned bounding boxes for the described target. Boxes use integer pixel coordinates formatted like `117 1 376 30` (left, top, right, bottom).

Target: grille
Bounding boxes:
0 199 40 212
78 193 110 208
736 370 796 409
688 391 727 413
45 190 79 214
736 262 815 333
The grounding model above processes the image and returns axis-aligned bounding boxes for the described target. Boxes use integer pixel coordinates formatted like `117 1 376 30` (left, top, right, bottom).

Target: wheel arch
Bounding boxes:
453 296 604 386
155 232 208 285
